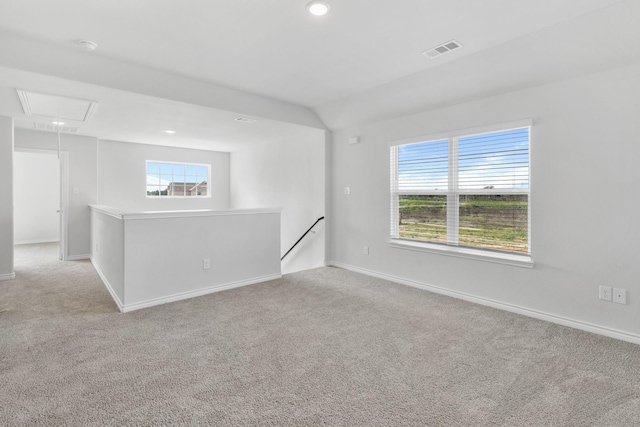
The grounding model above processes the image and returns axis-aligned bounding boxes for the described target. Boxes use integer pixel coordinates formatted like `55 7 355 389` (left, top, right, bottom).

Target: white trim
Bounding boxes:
90 205 125 220
447 137 459 244
59 151 69 261
397 189 529 196
89 205 125 220
66 254 90 261
145 160 211 199
91 259 124 312
13 148 69 261
14 238 60 245
120 274 282 313
89 205 281 221
528 125 533 255
389 146 399 238
14 147 60 155
16 89 31 115
328 261 640 346
0 272 16 281
389 119 533 147
388 239 534 268
122 209 280 221
15 89 98 121
84 101 98 122
390 124 531 258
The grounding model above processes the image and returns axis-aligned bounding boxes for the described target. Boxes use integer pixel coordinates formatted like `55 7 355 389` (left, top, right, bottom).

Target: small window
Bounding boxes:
391 122 531 256
146 161 210 198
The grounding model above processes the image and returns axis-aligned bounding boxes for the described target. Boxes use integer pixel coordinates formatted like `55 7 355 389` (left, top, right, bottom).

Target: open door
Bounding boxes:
13 149 68 260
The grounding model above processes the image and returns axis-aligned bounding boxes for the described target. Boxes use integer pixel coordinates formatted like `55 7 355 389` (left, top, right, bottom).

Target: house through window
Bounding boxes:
390 121 531 256
146 161 210 198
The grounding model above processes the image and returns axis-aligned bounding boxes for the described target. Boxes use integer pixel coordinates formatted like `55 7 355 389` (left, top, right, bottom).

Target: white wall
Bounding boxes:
15 129 97 258
13 151 60 244
0 116 14 279
230 133 325 274
98 139 230 211
91 206 281 311
13 132 229 258
124 211 280 308
91 209 124 304
328 63 640 340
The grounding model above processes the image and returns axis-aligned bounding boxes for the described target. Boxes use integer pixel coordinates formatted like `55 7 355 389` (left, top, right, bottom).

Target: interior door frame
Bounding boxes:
13 148 69 260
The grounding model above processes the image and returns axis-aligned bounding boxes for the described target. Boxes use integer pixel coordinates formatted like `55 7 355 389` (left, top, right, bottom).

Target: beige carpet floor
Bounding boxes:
1 243 639 426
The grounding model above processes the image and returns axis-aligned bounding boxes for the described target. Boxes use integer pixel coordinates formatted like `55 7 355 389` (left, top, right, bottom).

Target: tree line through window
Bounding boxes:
391 125 530 254
146 161 210 197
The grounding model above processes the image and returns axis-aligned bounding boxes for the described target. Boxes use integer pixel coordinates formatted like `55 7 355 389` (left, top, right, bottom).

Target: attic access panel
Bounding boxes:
16 90 97 122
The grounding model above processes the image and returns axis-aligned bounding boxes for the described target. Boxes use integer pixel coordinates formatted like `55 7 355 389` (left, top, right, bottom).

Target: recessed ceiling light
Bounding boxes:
78 40 98 51
307 1 330 16
164 129 176 134
51 121 65 126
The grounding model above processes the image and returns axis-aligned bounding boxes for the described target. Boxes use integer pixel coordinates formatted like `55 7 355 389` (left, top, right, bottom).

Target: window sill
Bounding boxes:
387 239 534 268
146 196 212 199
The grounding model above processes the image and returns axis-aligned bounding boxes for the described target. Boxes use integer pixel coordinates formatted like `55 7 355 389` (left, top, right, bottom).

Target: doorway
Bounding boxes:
13 149 68 263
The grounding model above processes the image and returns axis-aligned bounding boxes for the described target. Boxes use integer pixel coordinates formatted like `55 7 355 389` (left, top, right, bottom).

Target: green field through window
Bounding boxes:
399 195 528 253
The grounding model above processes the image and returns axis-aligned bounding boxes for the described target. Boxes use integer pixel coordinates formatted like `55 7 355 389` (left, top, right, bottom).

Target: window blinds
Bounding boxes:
394 128 529 193
397 139 448 192
391 121 531 255
458 128 529 191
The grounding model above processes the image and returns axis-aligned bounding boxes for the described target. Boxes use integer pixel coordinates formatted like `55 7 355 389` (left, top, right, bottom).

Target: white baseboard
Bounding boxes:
90 259 124 312
283 261 326 275
90 257 281 313
66 254 90 261
0 272 16 281
14 239 60 245
328 261 640 346
120 274 282 313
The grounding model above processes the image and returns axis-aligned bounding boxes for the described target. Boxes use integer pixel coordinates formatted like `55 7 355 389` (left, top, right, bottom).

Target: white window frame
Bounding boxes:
146 160 211 198
389 119 533 268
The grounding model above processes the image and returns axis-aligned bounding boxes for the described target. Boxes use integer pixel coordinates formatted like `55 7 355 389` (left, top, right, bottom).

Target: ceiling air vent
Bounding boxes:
34 123 80 133
422 40 463 59
235 117 257 124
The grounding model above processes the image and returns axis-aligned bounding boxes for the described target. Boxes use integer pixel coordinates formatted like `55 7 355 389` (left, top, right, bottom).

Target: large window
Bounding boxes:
146 161 210 198
390 122 530 256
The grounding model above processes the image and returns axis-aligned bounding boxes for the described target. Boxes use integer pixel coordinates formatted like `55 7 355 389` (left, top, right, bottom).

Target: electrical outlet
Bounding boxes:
363 246 369 255
613 288 627 304
203 259 211 270
599 286 612 301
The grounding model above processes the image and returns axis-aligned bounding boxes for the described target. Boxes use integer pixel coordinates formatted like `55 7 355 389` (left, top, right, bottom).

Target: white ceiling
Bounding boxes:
0 0 638 149
0 67 321 152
